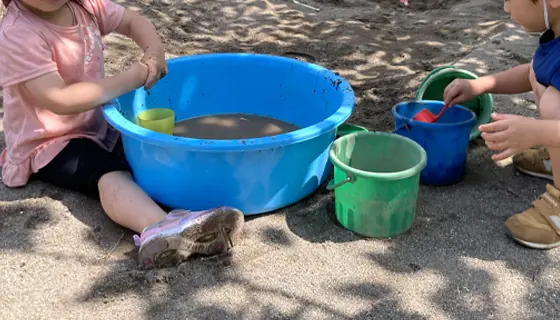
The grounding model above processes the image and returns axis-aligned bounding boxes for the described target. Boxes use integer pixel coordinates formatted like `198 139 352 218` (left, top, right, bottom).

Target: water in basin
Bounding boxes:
173 113 300 140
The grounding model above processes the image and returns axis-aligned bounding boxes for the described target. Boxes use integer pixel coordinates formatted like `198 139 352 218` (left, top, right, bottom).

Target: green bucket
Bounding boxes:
415 66 494 140
336 123 369 137
328 132 427 238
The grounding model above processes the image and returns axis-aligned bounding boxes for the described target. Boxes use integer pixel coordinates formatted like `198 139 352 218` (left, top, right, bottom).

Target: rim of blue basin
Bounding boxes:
391 100 477 129
102 53 355 152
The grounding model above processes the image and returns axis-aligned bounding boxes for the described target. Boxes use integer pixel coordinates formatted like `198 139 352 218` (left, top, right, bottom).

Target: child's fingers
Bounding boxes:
447 95 463 108
444 94 460 108
144 65 158 90
485 139 508 151
480 130 508 143
442 85 451 102
492 148 515 161
479 120 508 133
145 76 157 90
490 112 512 121
143 60 166 90
446 89 467 107
443 80 468 106
443 86 458 106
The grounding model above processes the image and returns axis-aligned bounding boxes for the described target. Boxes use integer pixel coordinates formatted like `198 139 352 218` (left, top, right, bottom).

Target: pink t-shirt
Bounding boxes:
0 0 125 187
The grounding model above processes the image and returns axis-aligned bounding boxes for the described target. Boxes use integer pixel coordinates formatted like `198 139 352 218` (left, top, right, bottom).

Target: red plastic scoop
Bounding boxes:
413 104 450 123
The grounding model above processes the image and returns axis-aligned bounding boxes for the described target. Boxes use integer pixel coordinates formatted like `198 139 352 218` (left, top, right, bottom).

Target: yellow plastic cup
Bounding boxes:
136 108 175 135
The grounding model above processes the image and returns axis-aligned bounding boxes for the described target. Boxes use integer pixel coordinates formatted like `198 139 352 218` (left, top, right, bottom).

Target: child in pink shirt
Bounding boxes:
0 0 244 268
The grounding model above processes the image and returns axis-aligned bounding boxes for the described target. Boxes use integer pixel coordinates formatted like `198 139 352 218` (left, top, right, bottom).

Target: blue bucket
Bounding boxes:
391 100 476 185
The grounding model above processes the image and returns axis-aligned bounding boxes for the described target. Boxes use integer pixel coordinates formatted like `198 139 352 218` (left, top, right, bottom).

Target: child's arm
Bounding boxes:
114 9 166 90
22 62 148 116
444 64 532 107
476 63 532 95
479 86 560 161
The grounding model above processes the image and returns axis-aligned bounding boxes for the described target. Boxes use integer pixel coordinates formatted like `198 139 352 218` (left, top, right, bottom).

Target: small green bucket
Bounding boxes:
328 132 427 238
337 123 369 137
416 66 494 140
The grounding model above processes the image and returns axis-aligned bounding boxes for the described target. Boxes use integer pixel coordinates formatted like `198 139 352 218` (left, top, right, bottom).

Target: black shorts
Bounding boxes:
34 138 131 197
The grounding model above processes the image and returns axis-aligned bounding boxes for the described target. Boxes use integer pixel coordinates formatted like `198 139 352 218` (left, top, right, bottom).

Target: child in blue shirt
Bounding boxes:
444 0 560 249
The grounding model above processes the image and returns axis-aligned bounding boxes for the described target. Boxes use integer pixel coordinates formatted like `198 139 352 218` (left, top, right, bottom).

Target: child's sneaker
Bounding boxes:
134 206 244 268
513 147 553 180
505 184 560 249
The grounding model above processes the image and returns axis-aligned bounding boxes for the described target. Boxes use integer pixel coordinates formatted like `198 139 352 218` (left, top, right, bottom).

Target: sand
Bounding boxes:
2 0 559 319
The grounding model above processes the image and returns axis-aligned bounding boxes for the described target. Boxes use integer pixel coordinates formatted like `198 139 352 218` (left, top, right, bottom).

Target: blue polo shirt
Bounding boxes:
533 30 560 88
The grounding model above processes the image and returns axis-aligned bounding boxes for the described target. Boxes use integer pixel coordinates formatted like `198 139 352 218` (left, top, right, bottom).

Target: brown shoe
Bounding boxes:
505 184 560 249
513 147 552 181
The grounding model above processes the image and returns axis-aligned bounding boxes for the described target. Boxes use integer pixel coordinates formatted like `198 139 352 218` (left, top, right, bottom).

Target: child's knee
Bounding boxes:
98 170 132 189
538 87 560 120
540 103 555 119
539 102 560 120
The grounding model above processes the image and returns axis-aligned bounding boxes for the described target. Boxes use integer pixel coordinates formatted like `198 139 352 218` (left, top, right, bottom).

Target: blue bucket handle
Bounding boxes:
393 123 411 134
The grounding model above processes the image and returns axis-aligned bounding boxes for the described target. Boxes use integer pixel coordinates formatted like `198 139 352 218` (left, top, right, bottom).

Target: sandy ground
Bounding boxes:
2 0 560 319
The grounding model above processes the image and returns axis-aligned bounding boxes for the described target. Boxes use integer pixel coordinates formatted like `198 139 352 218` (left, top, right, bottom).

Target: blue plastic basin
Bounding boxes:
392 100 476 185
102 53 355 215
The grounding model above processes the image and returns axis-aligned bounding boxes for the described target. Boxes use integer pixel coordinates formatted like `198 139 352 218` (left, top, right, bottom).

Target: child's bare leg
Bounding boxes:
511 63 553 180
98 170 245 268
35 138 245 267
537 87 560 186
98 171 166 233
505 86 560 249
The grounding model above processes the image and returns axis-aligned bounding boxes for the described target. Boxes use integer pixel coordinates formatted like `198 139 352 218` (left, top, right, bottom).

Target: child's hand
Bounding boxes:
479 113 539 161
443 78 484 107
141 49 167 90
115 9 167 90
131 61 149 86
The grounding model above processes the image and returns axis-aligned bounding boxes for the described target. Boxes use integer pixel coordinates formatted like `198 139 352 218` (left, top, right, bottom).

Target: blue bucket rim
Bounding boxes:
102 53 355 152
391 100 477 128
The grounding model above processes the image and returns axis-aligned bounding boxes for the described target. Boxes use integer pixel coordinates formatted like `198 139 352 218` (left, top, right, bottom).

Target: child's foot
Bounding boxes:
513 147 553 181
505 184 560 249
134 206 244 269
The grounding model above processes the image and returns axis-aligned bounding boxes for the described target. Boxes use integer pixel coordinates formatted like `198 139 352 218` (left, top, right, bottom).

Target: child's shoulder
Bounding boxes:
0 27 46 56
533 36 560 87
0 16 49 62
534 37 560 69
0 6 44 41
0 12 54 89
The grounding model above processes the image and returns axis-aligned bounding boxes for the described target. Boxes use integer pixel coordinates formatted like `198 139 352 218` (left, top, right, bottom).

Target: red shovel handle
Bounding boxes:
434 104 450 118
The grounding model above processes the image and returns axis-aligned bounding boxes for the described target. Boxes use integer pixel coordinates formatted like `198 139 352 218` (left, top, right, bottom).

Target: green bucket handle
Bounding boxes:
326 174 356 190
328 125 363 191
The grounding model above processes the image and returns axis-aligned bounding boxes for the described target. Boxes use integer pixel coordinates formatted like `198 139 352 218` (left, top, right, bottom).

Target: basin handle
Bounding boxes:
326 174 355 190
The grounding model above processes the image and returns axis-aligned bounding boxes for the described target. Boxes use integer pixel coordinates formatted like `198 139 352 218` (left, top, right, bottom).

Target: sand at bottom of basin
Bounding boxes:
173 113 301 140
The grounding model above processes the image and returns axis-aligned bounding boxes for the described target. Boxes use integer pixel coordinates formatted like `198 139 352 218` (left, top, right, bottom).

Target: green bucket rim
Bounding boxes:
329 131 427 181
415 67 494 141
337 123 369 137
